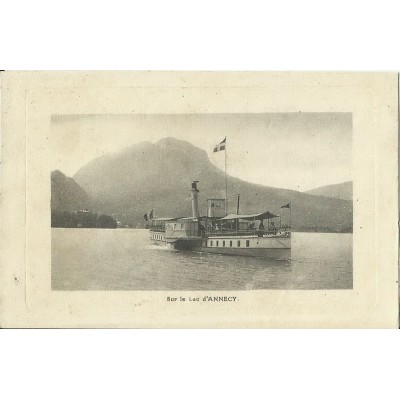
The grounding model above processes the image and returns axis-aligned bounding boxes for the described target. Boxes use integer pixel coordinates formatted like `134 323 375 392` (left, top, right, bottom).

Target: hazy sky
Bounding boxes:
51 113 352 192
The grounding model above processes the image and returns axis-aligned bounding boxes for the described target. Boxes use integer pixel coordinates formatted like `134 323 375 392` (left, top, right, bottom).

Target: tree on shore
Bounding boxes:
51 210 117 229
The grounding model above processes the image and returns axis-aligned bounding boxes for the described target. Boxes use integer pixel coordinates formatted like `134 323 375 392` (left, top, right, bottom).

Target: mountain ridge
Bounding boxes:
305 181 352 201
69 137 352 231
51 170 92 211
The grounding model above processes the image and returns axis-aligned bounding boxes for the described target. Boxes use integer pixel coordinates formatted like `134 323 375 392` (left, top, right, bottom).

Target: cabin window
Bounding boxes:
210 241 213 247
246 240 250 247
230 241 232 247
223 241 225 247
216 241 219 247
237 240 241 247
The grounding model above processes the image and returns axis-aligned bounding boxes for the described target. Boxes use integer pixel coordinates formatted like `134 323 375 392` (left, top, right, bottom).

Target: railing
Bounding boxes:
148 222 291 237
150 226 166 232
205 228 290 237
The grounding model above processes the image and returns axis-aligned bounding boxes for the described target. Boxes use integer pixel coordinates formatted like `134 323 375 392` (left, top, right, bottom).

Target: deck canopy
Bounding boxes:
221 211 278 221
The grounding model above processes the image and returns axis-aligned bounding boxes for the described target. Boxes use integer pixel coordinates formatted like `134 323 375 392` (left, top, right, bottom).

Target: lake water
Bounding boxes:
51 229 352 290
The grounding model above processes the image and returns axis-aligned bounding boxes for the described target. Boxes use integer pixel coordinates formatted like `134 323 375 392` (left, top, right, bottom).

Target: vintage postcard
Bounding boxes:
0 71 398 327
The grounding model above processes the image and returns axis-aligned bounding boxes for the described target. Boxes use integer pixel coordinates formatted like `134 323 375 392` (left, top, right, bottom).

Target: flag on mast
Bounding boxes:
212 137 228 215
213 138 226 152
281 203 291 209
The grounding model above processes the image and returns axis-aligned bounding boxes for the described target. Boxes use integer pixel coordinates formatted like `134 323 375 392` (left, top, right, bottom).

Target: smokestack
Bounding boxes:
190 181 200 218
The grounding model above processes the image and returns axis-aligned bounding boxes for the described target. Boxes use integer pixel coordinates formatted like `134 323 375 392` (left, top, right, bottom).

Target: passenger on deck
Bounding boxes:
258 220 265 237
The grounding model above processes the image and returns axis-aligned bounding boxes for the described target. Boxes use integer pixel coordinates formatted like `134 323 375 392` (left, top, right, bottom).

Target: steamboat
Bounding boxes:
146 181 291 259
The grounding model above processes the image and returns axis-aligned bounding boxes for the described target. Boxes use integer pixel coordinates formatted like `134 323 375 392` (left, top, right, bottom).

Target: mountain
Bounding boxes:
51 170 91 212
305 181 352 201
73 137 352 232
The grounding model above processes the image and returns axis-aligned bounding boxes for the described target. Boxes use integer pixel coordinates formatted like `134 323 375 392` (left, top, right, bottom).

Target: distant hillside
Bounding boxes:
72 138 352 232
51 170 92 212
305 181 352 201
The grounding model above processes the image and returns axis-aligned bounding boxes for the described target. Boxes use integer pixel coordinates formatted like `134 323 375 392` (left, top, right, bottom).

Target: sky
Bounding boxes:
51 113 352 192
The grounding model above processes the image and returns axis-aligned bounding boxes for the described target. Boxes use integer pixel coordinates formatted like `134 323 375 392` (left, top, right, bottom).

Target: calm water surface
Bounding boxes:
52 229 352 290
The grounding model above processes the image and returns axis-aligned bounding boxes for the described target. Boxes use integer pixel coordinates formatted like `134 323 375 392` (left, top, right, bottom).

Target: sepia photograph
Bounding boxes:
50 113 353 291
1 71 397 328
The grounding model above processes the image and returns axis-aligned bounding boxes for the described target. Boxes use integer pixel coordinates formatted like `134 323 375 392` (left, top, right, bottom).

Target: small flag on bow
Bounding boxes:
281 203 291 209
213 138 226 152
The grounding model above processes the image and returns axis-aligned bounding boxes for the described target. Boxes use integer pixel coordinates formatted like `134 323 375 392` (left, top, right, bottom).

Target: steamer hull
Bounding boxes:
150 229 202 250
196 235 291 259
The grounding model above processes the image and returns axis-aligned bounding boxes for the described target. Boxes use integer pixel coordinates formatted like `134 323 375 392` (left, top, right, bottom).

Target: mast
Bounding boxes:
235 193 240 232
224 136 228 216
